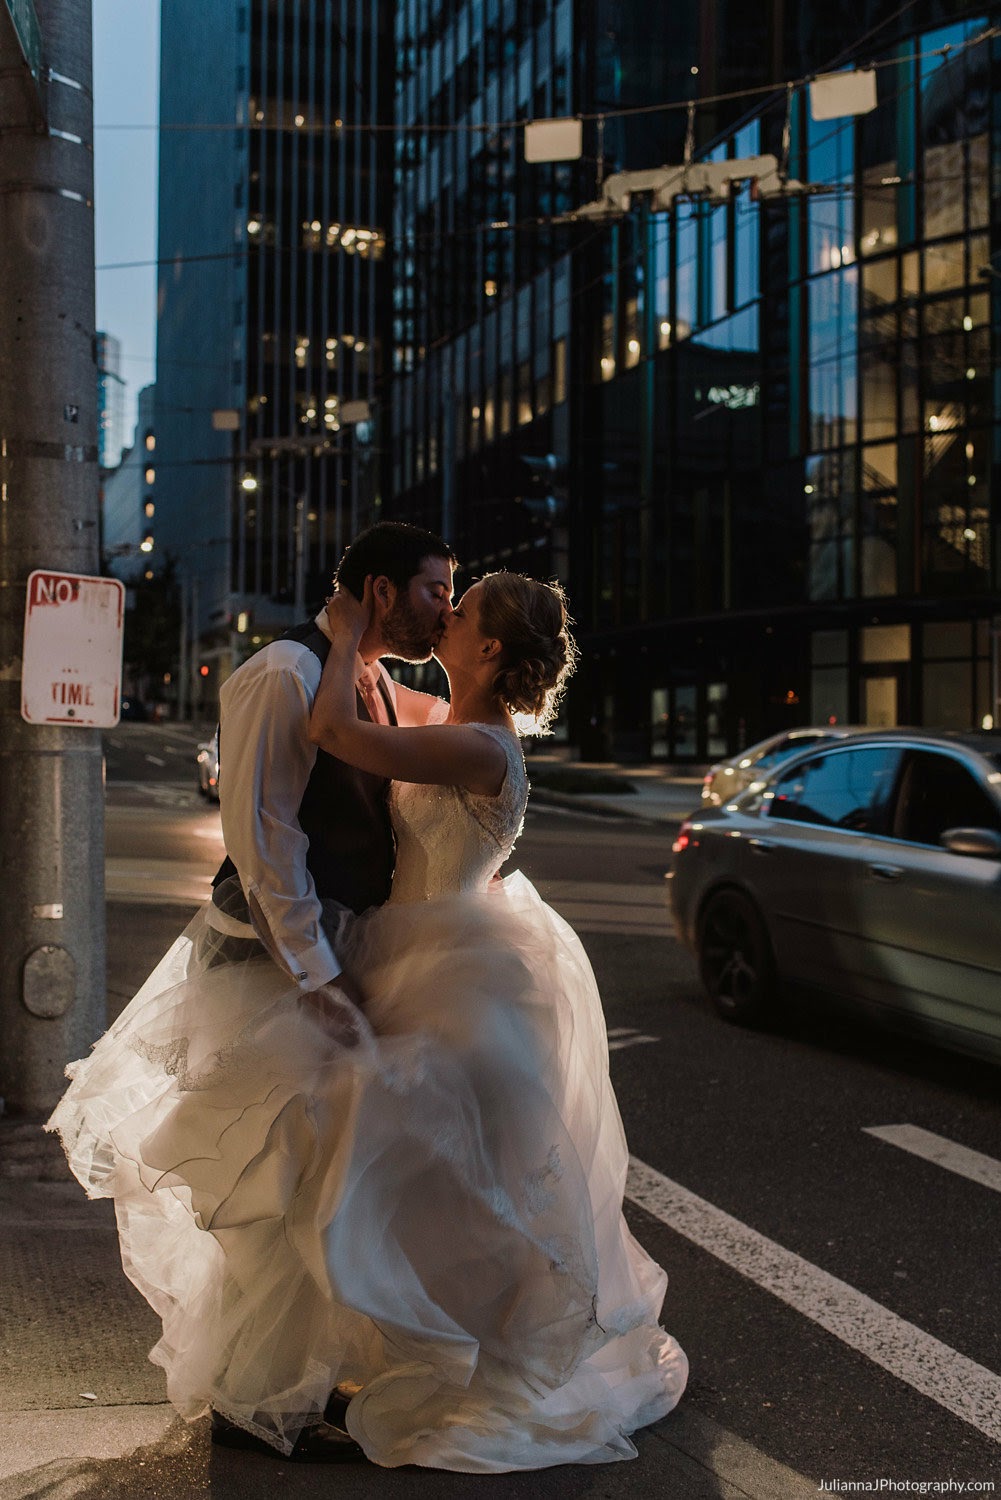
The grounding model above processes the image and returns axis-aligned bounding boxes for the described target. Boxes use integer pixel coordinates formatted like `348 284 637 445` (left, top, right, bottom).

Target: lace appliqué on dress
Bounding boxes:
387 724 529 904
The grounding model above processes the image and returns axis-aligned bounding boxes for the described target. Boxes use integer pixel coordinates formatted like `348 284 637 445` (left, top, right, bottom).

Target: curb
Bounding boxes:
528 786 683 824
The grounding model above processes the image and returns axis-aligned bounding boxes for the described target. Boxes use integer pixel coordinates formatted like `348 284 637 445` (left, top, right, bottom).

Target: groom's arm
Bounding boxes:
219 643 343 991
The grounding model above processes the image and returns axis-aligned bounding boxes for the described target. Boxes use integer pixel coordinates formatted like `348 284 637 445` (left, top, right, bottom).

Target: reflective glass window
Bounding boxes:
861 444 898 596
859 51 913 258
805 451 855 601
922 663 972 730
891 750 1001 844
734 121 760 308
768 745 904 832
808 268 858 450
920 20 990 241
676 203 697 341
807 108 854 276
811 667 849 726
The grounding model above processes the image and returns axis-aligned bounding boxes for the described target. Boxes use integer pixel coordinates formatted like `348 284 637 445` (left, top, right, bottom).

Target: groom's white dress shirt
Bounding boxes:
217 609 444 991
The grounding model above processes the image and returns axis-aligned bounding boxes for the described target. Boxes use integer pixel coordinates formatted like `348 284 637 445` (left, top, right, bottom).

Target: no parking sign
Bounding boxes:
21 570 125 727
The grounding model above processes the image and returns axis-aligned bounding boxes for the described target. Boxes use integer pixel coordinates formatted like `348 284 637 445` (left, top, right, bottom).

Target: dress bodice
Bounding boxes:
387 724 528 904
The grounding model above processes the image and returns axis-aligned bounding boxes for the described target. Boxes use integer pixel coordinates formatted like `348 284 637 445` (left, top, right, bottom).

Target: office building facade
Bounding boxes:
386 1 1001 757
155 1 392 700
102 383 156 583
96 331 127 471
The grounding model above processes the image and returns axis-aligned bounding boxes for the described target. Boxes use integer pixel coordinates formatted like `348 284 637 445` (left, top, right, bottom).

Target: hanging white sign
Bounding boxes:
21 570 126 728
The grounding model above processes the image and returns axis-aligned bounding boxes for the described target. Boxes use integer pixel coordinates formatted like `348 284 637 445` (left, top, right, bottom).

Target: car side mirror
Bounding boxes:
940 826 1001 858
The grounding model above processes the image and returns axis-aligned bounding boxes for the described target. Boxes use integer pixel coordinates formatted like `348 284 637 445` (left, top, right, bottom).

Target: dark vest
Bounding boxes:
214 621 397 915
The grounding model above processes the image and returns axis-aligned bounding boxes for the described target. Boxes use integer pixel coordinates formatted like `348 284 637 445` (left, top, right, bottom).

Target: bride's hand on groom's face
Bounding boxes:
326 576 374 642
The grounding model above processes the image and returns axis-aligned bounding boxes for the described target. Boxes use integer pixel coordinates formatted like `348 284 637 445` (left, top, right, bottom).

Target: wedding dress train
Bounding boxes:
47 724 687 1469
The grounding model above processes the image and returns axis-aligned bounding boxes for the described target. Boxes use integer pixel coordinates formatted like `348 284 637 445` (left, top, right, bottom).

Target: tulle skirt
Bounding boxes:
47 872 687 1470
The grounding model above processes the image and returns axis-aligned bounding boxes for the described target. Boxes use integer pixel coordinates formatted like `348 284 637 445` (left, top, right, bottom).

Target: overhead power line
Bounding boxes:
93 23 997 140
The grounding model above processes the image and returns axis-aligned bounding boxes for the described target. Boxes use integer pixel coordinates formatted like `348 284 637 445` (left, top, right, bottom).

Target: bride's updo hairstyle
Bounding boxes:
477 572 579 734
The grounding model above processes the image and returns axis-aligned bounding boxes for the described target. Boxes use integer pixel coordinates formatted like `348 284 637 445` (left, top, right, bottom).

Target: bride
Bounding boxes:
47 569 687 1472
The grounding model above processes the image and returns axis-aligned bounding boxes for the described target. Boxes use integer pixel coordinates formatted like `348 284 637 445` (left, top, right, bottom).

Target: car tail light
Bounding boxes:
672 820 693 855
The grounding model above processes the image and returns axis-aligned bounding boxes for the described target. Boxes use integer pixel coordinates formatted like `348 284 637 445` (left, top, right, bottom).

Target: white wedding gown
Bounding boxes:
47 724 687 1470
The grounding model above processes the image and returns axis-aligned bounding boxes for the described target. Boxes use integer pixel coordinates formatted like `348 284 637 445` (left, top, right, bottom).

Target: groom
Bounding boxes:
207 520 455 1461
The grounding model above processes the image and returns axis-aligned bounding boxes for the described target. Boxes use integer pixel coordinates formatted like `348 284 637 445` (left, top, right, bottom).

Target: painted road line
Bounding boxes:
626 1155 1001 1445
105 858 213 907
607 1027 661 1052
863 1123 1001 1196
144 754 166 766
536 880 671 938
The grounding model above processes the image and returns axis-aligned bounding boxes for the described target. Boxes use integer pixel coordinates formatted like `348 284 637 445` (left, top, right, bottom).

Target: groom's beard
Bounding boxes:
380 594 440 662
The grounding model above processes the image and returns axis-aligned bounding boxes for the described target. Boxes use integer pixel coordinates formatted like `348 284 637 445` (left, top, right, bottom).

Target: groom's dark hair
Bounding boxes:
335 522 456 599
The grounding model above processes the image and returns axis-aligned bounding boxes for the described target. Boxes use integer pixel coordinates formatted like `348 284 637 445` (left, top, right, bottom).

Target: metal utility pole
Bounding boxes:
0 0 105 1114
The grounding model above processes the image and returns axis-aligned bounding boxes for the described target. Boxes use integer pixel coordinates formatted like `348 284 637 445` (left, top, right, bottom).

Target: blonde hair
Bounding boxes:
476 572 578 734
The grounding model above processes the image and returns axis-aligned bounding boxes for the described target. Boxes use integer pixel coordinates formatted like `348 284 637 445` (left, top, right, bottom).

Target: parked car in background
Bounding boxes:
196 730 220 803
701 726 865 806
670 730 1001 1064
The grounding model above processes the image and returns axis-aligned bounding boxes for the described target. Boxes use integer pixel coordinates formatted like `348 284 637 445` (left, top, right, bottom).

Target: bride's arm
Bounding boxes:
310 582 506 796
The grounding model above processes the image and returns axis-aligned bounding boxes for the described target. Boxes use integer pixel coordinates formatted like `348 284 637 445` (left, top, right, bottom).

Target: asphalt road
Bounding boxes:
100 725 1001 1494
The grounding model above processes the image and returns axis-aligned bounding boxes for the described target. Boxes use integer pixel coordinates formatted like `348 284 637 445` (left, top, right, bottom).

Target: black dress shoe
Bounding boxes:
210 1410 366 1463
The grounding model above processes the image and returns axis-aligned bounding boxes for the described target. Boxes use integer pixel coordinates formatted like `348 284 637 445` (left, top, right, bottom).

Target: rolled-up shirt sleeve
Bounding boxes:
218 642 340 990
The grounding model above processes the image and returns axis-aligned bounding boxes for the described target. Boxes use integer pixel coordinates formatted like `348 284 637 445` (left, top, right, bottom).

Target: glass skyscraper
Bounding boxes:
386 1 1000 757
96 331 126 472
155 1 391 698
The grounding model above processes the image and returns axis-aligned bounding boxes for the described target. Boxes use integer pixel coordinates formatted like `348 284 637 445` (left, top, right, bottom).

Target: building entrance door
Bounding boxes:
862 672 899 727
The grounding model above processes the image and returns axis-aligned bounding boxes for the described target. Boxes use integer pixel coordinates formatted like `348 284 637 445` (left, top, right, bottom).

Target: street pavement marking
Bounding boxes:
144 754 166 766
863 1123 1001 1196
106 858 213 907
536 879 671 938
626 1155 1001 1444
607 1026 661 1052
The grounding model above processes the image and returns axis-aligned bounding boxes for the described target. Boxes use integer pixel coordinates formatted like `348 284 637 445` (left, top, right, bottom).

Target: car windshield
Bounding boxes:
754 734 825 771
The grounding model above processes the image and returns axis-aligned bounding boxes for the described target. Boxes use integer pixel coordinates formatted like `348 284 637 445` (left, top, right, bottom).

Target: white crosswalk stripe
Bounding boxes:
607 1026 660 1052
535 879 670 937
626 1155 1001 1445
863 1123 1001 1196
106 858 214 907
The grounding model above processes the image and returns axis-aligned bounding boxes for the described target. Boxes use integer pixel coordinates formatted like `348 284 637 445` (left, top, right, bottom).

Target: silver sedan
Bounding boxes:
669 730 1001 1064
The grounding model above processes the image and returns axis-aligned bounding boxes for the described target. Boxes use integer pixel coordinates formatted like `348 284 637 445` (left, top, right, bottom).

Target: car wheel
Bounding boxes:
697 889 775 1025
